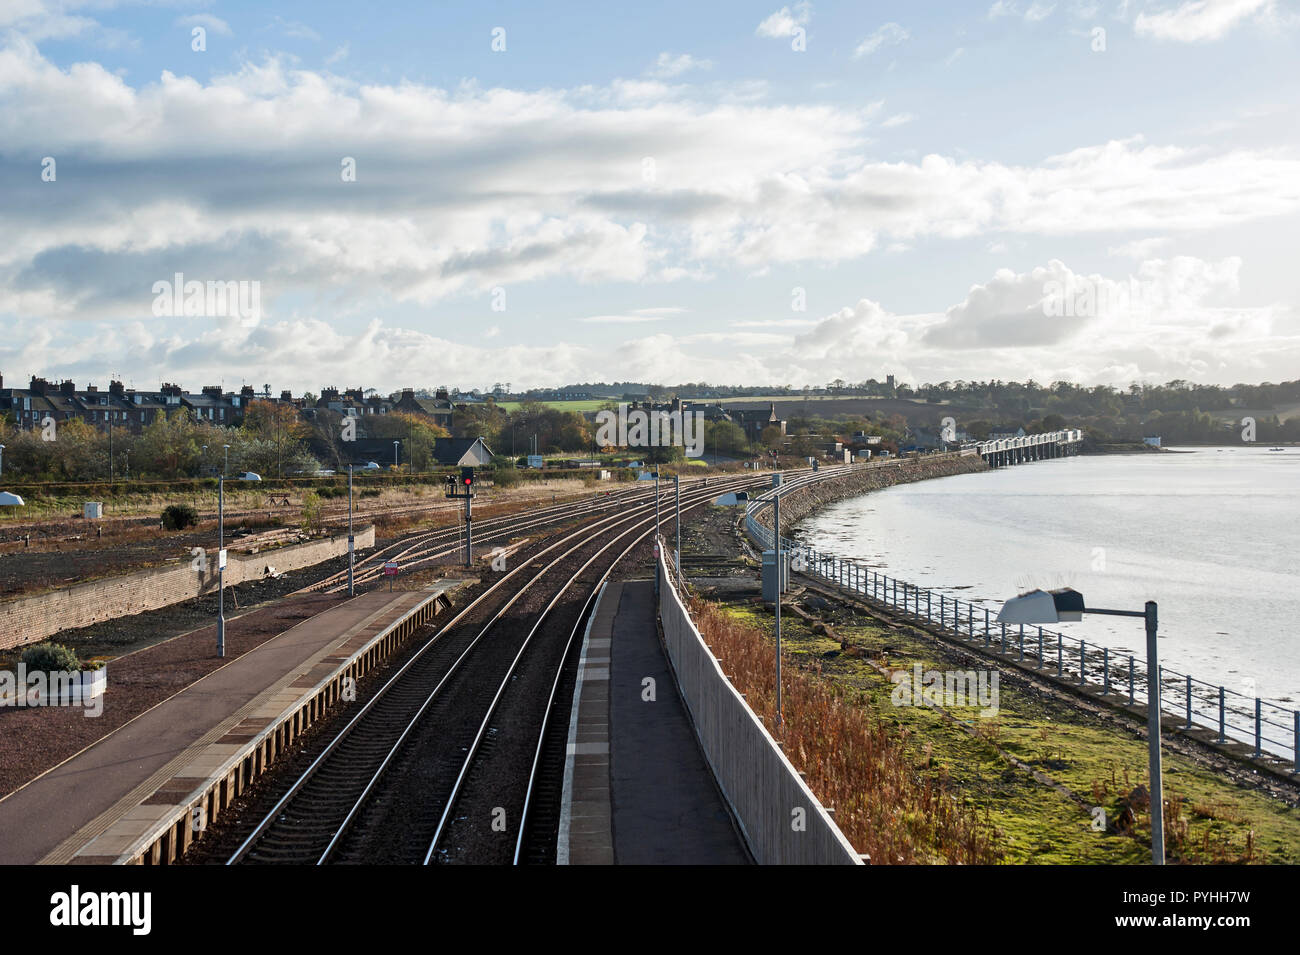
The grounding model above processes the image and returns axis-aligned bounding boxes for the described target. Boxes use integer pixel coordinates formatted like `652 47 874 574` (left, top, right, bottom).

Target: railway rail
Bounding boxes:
204 470 771 865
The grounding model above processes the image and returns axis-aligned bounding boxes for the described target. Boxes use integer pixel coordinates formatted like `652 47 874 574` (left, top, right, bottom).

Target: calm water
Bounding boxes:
796 447 1300 705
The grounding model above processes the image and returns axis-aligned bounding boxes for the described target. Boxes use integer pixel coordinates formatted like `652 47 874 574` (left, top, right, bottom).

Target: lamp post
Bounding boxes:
393 440 400 469
0 444 5 477
998 588 1163 863
201 444 207 478
222 443 230 477
217 474 226 658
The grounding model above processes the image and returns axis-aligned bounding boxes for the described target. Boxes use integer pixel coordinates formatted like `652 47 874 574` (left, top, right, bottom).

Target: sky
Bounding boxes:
1 0 1298 394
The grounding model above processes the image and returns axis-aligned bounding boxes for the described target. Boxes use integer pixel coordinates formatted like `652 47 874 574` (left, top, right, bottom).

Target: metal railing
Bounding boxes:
745 479 1299 769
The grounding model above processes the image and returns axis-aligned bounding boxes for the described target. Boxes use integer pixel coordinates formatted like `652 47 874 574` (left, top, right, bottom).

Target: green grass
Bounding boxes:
714 600 1300 864
493 399 610 412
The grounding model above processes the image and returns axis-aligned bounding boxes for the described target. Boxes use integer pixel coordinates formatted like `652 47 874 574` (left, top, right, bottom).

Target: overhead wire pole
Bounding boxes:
674 473 681 571
347 465 355 597
654 467 661 595
774 488 782 729
217 474 226 658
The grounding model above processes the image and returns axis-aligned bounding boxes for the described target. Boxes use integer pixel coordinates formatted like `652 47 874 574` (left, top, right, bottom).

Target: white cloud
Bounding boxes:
1025 2 1057 21
1135 0 1273 42
989 1 1019 18
2 256 1295 391
1 39 1298 392
577 314 667 324
649 52 712 78
756 2 812 38
881 112 915 128
266 15 321 42
853 22 910 58
176 14 232 38
729 317 818 328
784 256 1296 386
2 39 1296 324
1109 237 1170 258
945 47 966 66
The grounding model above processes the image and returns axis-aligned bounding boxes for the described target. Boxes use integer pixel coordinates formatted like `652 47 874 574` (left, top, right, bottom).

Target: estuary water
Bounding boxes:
795 447 1300 705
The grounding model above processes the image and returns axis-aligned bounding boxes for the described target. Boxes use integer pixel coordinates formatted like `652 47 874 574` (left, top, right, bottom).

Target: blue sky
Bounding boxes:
2 0 1298 393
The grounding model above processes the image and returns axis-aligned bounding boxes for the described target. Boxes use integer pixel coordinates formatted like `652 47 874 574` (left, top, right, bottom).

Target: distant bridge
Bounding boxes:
963 429 1084 467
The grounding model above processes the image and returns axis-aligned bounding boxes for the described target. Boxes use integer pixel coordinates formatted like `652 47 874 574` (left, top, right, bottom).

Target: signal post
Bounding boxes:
446 466 476 567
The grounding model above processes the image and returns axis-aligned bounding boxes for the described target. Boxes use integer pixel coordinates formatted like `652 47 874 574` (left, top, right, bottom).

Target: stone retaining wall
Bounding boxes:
0 526 375 651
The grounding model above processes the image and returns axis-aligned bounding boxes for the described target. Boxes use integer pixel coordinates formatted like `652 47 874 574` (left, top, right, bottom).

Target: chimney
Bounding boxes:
59 379 76 396
109 380 125 397
280 390 292 402
202 385 222 398
240 385 255 398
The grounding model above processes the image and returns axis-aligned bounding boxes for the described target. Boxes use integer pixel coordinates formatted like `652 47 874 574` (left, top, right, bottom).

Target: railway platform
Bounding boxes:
0 582 461 865
559 579 750 864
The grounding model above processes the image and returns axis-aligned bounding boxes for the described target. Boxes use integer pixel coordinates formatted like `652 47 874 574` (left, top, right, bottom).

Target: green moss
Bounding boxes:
715 599 1300 864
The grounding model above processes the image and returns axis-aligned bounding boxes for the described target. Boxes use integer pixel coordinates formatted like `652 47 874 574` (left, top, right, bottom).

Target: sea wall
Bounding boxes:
752 454 988 538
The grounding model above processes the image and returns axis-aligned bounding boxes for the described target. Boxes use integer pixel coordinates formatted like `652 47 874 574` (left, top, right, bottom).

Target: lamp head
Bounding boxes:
997 587 1085 624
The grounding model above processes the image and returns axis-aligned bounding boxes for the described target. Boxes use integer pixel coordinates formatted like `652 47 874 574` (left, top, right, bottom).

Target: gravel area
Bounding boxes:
0 591 344 799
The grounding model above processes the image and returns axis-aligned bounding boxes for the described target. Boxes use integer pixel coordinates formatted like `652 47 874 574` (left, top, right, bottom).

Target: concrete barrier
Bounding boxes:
656 548 862 865
0 526 375 651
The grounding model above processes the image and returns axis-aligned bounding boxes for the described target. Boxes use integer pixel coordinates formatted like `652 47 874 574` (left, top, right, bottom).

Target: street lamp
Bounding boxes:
998 587 1164 864
393 440 400 469
222 444 231 477
0 444 5 477
217 473 226 658
201 445 207 478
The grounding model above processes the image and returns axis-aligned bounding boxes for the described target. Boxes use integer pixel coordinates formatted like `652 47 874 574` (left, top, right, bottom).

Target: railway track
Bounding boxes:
305 478 691 593
206 471 768 865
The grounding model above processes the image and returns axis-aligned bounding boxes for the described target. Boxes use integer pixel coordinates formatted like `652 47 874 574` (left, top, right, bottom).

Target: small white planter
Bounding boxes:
10 667 108 706
61 667 107 704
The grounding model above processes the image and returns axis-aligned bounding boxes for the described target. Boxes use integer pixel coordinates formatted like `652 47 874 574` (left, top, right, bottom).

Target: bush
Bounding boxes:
161 503 199 530
301 491 323 534
493 467 522 488
360 488 381 498
21 642 81 672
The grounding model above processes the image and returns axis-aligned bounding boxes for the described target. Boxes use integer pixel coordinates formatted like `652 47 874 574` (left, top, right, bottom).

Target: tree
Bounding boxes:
241 400 312 478
366 411 448 472
136 411 204 479
705 420 747 456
